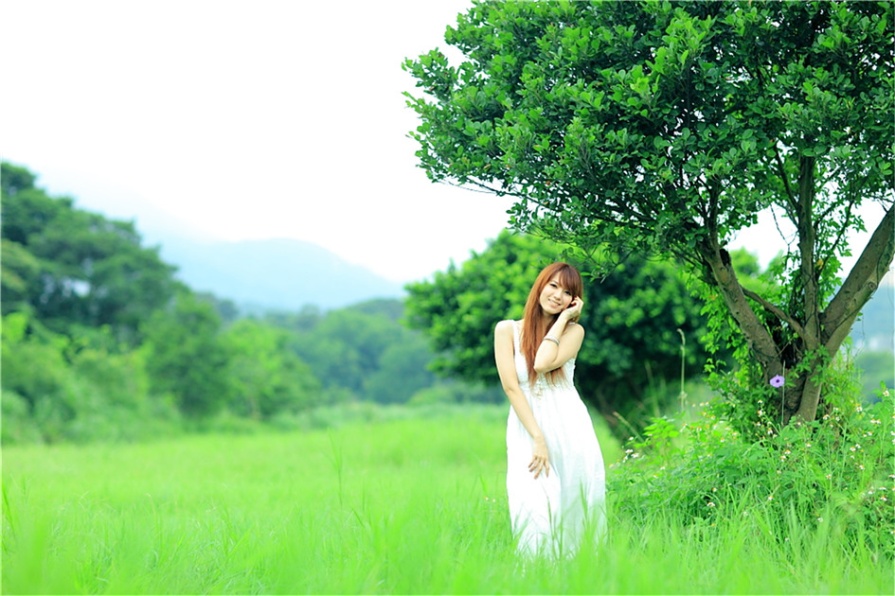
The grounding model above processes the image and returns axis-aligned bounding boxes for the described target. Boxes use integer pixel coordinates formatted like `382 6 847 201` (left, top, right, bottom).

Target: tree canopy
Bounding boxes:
1 162 178 345
404 0 894 425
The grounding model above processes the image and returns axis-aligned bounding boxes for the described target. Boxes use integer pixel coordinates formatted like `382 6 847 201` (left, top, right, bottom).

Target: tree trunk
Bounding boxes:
701 244 782 374
704 202 894 425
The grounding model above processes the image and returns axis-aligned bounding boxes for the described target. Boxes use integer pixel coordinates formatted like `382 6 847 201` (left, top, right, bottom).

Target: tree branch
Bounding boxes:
823 204 895 349
741 287 807 340
772 144 798 211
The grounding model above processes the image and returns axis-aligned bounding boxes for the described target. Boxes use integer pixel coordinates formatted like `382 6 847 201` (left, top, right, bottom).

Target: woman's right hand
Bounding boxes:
529 436 550 479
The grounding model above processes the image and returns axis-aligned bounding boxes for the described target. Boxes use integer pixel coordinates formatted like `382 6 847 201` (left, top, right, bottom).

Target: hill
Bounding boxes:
158 236 406 312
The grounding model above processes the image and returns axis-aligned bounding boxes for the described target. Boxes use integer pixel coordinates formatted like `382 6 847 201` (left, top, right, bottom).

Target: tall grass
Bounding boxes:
3 405 892 594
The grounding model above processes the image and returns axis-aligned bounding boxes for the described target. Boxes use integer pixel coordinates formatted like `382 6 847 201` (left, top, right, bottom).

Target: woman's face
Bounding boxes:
538 274 573 315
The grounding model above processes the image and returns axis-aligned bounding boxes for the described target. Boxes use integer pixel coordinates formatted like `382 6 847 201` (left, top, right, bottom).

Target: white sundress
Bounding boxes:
506 320 607 558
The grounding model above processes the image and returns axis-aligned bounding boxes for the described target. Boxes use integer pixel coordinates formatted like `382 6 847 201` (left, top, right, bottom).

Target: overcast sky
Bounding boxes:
1 0 886 283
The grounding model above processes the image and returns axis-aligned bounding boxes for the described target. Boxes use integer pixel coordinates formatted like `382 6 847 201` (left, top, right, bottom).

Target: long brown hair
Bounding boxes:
520 262 584 384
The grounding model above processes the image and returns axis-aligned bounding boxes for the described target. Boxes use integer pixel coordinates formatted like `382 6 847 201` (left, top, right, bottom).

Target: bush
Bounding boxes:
611 383 894 556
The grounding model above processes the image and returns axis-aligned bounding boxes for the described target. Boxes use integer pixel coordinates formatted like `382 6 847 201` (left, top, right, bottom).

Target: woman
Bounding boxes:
494 262 606 558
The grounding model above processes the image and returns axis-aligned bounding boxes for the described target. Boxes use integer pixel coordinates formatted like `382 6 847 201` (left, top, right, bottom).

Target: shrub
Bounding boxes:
611 383 894 556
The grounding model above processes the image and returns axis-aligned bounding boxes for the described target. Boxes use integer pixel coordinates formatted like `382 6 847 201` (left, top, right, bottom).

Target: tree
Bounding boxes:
364 332 436 404
405 230 716 428
404 0 894 424
141 291 232 417
1 162 178 345
223 319 323 419
280 299 438 403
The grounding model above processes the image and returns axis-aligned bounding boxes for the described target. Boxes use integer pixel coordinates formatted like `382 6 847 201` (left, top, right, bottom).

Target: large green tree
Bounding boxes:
404 0 894 424
406 230 715 428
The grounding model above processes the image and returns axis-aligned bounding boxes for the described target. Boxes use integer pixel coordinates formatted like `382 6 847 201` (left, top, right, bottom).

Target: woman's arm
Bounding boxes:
534 299 585 374
494 320 550 478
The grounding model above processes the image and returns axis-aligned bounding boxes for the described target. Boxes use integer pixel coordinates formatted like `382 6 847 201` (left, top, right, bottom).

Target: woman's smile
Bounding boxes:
539 275 572 314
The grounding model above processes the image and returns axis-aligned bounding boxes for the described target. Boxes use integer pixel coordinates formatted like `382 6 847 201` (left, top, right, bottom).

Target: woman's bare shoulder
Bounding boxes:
564 320 585 337
494 319 518 336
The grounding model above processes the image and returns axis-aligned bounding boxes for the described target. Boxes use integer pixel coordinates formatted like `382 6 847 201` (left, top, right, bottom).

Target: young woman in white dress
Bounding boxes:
494 262 606 558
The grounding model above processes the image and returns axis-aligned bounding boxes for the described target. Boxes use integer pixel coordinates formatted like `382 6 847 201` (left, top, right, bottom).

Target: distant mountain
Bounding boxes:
157 237 406 312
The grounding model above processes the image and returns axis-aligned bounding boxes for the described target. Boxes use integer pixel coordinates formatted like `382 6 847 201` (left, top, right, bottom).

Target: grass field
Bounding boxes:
2 405 892 594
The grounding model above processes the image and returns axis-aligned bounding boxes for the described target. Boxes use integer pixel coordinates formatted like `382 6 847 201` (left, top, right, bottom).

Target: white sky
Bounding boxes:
1 0 515 283
1 0 887 283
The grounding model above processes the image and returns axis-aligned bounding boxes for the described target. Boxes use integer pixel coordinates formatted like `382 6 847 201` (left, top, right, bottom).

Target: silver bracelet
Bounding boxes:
543 336 560 346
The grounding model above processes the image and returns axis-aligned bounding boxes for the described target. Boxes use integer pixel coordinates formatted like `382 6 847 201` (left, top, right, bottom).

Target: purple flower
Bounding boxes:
769 375 785 388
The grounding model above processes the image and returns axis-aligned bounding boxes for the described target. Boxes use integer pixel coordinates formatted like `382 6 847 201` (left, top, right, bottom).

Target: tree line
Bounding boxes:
0 161 712 443
1 162 465 443
2 159 890 444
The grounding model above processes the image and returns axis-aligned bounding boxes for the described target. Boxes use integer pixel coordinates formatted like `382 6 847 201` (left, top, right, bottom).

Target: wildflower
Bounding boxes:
859 464 865 470
784 449 791 455
757 410 764 417
882 496 888 502
707 502 716 508
817 517 823 523
768 494 774 501
712 487 717 493
871 419 881 425
825 474 832 480
805 443 811 448
856 405 863 413
770 375 785 388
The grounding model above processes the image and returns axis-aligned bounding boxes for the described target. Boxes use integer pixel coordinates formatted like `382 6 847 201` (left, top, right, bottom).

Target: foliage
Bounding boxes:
406 230 717 431
612 373 894 557
280 300 438 405
1 162 178 345
1 312 180 444
141 291 232 418
404 0 895 424
0 162 451 443
222 319 323 419
855 349 895 401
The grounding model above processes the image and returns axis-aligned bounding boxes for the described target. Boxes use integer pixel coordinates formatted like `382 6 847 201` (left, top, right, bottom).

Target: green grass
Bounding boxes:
2 405 892 594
